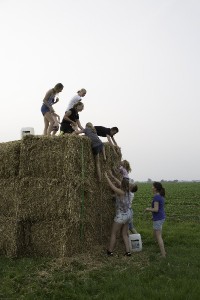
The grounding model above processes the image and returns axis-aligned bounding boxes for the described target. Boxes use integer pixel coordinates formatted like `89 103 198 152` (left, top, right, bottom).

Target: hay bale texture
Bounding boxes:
0 135 121 257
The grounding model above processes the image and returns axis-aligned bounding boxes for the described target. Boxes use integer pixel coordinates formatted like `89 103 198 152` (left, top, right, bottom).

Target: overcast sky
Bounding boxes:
0 0 199 181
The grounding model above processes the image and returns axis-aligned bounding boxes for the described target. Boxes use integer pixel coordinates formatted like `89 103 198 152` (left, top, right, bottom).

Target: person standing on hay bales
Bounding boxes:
66 88 87 110
60 102 84 134
94 126 120 155
75 122 106 182
104 171 137 257
145 181 166 258
41 83 64 136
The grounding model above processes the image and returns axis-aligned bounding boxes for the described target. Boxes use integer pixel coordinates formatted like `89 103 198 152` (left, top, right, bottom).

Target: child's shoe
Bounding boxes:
107 250 113 256
124 252 131 257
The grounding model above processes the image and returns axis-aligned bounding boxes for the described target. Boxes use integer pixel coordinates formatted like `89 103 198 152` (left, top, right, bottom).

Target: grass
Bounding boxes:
0 182 200 299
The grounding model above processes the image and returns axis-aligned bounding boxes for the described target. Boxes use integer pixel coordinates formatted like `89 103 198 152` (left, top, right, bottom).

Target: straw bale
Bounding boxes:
17 177 87 220
25 215 114 257
25 219 80 257
0 217 23 257
0 140 21 179
19 135 120 180
19 135 96 179
0 179 20 217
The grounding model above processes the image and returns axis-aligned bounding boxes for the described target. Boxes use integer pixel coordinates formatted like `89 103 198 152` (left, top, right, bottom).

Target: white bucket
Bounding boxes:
21 127 35 138
129 233 142 252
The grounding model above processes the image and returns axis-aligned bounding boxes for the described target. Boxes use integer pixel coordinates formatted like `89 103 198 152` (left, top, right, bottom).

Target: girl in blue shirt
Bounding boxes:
145 182 166 258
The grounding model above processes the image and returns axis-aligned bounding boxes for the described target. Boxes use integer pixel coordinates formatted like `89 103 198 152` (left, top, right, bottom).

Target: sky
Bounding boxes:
0 0 200 182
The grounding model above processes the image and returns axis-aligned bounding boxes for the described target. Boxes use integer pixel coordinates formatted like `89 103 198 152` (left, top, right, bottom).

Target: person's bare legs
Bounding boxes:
95 154 101 181
154 229 166 257
44 112 54 136
121 223 130 252
102 146 106 161
108 222 123 252
43 116 49 135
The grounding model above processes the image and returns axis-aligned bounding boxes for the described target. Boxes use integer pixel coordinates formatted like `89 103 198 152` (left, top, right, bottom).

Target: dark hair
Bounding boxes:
131 184 138 193
121 178 130 192
153 182 165 197
54 83 64 89
111 127 119 133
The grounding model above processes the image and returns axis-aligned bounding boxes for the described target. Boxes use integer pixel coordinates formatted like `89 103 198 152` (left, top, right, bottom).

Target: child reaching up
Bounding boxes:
75 122 106 181
108 170 138 235
119 159 132 179
104 171 137 256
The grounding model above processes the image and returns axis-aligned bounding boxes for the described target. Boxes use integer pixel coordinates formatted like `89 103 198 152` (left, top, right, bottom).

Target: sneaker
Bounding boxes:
107 250 113 256
124 252 131 257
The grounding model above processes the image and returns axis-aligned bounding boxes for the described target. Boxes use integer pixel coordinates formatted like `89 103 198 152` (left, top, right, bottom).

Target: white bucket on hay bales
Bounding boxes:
21 127 35 138
129 233 142 252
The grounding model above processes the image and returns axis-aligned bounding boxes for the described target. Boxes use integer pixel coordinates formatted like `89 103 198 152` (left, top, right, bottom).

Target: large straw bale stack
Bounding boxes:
0 141 21 179
0 135 122 258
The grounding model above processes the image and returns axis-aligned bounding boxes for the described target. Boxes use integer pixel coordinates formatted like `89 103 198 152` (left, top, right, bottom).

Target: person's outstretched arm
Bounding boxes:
76 119 84 130
105 172 124 196
106 134 118 154
108 170 121 187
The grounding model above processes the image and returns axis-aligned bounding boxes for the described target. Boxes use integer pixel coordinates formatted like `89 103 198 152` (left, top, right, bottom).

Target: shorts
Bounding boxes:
41 104 50 116
114 210 132 224
92 143 103 155
153 219 165 230
60 122 74 134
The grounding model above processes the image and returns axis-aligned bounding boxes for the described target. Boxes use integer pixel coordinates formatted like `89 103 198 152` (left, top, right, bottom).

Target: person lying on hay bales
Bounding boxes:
75 122 106 182
41 83 64 136
94 126 121 156
60 102 84 135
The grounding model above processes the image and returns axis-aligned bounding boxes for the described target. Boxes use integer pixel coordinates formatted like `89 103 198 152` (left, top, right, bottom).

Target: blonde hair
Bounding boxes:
73 101 84 109
86 122 96 133
77 88 87 94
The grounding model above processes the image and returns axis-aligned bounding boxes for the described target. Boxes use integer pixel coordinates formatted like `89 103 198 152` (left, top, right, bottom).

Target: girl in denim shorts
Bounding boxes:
105 171 137 257
145 182 166 258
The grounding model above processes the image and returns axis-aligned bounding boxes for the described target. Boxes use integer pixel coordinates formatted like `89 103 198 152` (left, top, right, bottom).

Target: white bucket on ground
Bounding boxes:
21 127 35 138
129 233 142 252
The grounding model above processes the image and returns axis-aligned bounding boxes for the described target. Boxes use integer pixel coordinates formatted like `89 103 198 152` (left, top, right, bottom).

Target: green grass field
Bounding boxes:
0 182 200 299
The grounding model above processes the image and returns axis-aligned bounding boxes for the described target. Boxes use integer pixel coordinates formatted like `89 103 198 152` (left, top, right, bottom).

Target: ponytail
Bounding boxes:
153 182 165 197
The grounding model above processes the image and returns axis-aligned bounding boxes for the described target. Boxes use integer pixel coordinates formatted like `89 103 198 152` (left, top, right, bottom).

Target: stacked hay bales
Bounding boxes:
0 141 22 256
0 135 121 258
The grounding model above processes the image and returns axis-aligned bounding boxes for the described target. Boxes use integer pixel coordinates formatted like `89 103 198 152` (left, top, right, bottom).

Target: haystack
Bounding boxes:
0 135 121 257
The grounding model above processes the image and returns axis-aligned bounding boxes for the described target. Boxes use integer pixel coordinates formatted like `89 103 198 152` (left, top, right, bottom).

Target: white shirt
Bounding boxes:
66 95 81 111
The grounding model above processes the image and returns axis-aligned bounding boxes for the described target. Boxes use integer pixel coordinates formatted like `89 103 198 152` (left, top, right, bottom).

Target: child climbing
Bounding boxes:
75 122 106 181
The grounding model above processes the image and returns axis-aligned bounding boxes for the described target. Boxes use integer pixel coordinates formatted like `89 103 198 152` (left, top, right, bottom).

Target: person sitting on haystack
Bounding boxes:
60 102 84 135
75 122 106 182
